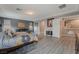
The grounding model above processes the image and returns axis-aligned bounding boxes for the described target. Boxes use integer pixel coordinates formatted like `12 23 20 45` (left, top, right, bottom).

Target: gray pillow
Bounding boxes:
22 35 30 43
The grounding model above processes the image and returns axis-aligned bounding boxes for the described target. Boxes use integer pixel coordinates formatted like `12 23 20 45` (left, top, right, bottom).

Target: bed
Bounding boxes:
0 32 38 53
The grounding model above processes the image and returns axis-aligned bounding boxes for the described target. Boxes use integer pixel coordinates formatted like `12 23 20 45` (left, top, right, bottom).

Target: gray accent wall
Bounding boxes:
0 17 34 32
11 19 34 32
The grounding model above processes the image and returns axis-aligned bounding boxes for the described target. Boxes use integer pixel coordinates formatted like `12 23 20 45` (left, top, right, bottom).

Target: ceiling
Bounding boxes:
0 4 79 21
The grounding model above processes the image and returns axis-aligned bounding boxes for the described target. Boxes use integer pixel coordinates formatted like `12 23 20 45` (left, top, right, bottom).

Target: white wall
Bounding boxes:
38 18 61 38
53 18 60 38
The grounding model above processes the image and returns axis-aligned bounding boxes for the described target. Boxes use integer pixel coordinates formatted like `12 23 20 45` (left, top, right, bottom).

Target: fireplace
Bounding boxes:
46 31 52 36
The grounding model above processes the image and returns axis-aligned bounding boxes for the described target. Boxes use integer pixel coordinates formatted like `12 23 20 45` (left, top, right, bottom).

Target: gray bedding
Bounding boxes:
0 33 33 49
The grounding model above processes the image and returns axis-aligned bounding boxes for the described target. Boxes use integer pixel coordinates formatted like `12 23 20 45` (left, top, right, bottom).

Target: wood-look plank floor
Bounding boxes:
27 36 76 54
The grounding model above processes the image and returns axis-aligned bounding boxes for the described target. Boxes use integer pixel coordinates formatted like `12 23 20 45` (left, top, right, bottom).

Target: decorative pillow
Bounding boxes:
16 36 23 46
22 35 30 43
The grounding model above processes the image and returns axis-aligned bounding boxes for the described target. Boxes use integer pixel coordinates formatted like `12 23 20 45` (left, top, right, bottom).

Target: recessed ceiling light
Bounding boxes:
26 11 34 15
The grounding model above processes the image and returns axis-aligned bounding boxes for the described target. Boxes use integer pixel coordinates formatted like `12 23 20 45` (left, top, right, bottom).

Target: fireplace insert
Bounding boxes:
46 31 52 36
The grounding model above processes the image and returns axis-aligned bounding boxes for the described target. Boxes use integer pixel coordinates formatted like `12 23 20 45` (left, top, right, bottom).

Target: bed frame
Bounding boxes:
0 41 37 54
